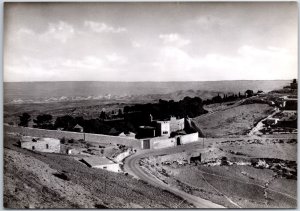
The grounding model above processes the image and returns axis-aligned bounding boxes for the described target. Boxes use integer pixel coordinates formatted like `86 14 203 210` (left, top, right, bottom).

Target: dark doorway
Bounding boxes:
143 139 150 149
177 137 181 146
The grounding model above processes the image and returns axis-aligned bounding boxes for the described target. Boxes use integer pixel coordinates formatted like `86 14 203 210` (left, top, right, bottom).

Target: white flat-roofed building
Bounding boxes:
81 156 121 173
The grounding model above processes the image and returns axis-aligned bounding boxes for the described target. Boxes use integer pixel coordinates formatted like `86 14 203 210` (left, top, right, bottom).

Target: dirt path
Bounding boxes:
124 146 225 208
248 108 279 136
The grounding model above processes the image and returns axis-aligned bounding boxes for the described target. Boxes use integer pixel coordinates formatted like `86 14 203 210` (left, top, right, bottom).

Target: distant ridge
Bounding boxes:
4 79 292 83
4 80 290 104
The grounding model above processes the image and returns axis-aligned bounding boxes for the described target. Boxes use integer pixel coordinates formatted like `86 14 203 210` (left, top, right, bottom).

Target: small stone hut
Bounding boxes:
20 136 61 153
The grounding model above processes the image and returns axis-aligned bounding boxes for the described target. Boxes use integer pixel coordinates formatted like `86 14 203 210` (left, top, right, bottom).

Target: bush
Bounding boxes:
220 157 228 166
68 139 74 144
60 137 66 144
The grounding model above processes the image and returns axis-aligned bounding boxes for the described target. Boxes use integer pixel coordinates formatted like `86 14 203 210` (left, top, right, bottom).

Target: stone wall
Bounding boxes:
179 132 199 145
151 137 176 149
6 125 141 149
113 149 133 162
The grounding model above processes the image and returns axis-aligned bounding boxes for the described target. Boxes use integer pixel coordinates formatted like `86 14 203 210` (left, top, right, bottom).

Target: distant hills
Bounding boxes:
4 80 290 104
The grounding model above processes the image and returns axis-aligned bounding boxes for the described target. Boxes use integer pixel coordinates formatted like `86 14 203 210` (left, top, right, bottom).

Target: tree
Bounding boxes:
245 90 254 98
18 113 31 127
99 111 106 120
118 109 123 117
75 116 85 127
54 115 75 131
212 94 222 103
33 114 53 129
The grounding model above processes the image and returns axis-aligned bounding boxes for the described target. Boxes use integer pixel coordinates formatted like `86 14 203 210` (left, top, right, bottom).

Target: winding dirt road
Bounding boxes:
123 142 225 208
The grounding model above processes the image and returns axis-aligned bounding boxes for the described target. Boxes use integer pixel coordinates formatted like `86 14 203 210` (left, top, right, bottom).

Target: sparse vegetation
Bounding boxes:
193 104 274 137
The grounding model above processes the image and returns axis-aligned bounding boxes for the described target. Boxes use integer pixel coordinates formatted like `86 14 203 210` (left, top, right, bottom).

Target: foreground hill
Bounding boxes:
4 134 193 208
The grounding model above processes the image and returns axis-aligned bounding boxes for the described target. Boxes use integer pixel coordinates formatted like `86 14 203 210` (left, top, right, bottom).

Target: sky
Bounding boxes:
3 2 298 82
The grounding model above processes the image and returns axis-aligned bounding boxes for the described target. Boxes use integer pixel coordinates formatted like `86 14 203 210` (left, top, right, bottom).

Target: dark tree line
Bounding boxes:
123 96 207 120
19 112 136 135
18 90 257 135
33 114 54 129
18 113 31 127
203 90 255 105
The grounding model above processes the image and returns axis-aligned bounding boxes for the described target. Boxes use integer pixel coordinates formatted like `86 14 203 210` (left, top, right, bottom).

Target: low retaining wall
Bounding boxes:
113 149 133 162
5 125 141 149
152 137 176 149
179 132 199 145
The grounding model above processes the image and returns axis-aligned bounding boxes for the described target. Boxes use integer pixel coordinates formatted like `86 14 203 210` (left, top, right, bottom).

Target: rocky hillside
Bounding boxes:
4 134 193 208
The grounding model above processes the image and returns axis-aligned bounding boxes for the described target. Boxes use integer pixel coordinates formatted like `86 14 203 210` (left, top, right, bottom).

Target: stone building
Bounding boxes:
141 132 199 150
73 124 84 132
177 132 199 145
141 136 176 150
20 136 60 153
136 126 156 139
156 121 171 136
137 115 186 139
170 117 185 132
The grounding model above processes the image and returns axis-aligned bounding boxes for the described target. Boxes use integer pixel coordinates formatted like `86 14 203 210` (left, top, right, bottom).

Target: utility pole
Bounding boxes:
82 126 85 142
104 175 107 193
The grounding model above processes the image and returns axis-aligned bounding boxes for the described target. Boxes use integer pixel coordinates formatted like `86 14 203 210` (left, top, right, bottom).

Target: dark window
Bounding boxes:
103 166 107 169
46 144 49 149
32 146 35 150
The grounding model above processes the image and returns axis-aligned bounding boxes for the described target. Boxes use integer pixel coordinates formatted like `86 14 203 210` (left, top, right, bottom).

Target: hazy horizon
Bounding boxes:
4 2 298 82
3 79 295 83
4 80 291 105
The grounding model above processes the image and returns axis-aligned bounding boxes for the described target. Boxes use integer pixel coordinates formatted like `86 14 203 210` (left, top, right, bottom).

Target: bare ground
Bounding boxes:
193 104 274 137
139 136 297 208
4 134 194 209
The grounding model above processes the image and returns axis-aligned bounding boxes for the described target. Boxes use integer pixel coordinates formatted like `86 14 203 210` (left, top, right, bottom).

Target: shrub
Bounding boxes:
60 137 66 144
68 139 74 144
220 157 228 166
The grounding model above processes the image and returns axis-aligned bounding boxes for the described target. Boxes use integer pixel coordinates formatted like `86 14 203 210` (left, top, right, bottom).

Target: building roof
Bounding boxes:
119 132 136 137
74 124 83 129
118 132 127 137
156 120 170 124
127 132 136 137
108 127 119 134
20 136 36 142
20 136 59 143
82 156 115 167
147 136 172 141
139 126 156 129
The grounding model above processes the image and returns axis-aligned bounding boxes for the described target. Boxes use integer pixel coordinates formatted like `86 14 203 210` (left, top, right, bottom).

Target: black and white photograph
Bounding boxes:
3 2 298 208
